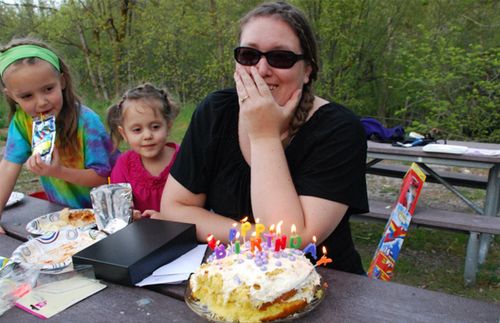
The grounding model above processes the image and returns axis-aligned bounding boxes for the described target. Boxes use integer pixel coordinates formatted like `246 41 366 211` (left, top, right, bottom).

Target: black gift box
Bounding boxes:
73 219 197 286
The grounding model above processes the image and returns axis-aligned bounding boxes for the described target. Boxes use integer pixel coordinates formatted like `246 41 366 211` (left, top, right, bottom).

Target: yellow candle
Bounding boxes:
255 218 265 238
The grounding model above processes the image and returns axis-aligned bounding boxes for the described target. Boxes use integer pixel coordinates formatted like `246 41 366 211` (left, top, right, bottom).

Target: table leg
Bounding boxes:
464 231 480 286
478 165 499 264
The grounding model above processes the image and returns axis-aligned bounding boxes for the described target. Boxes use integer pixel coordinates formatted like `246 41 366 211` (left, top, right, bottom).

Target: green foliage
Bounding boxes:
0 0 498 141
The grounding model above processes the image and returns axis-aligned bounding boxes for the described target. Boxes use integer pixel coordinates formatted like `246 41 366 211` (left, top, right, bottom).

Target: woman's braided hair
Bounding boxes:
239 1 319 143
106 83 179 149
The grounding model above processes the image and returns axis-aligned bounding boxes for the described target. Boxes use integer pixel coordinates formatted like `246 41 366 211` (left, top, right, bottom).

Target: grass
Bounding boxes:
2 98 499 304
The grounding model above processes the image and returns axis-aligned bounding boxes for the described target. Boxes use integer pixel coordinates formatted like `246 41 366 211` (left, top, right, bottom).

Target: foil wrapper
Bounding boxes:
90 183 132 234
31 114 56 164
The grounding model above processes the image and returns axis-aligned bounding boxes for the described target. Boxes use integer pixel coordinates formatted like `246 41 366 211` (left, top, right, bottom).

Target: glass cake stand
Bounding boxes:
185 276 327 322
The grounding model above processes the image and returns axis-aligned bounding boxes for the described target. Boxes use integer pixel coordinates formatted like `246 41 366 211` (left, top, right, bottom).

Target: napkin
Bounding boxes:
135 244 207 286
15 276 106 319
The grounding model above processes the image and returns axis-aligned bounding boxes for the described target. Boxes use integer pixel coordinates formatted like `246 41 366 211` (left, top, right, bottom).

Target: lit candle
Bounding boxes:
241 220 252 243
215 243 227 259
315 246 333 267
263 224 275 248
207 234 216 250
274 225 287 252
234 232 241 254
303 236 317 259
289 224 302 249
229 223 238 241
255 218 266 238
250 232 262 253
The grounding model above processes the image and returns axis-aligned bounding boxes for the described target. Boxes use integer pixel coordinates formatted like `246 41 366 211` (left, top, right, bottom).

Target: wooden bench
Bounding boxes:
352 198 500 286
352 199 500 235
366 163 487 189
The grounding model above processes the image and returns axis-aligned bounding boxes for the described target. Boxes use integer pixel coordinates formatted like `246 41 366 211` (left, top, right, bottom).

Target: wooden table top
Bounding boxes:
2 200 500 322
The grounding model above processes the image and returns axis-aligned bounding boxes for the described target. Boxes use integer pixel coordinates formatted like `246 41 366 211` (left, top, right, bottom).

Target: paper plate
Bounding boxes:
26 208 96 235
6 191 24 208
10 228 106 273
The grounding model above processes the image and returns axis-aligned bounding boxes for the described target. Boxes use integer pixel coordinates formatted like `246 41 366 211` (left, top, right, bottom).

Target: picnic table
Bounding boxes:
1 196 500 322
365 140 500 285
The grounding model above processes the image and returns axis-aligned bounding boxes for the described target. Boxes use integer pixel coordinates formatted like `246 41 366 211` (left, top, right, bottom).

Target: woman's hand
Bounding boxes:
25 148 62 177
234 67 301 141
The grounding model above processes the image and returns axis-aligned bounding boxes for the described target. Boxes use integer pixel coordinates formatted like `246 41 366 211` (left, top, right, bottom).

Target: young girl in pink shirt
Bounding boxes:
107 83 179 219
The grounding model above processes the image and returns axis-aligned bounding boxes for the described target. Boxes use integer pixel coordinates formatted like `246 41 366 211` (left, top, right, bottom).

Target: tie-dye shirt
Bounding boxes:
4 106 118 208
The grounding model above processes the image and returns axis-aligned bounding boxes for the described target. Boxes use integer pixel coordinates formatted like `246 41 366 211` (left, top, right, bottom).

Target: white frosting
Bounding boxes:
191 246 321 306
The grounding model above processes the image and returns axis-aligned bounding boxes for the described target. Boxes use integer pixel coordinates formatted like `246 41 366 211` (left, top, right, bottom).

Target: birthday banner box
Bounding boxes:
367 163 426 281
73 219 197 286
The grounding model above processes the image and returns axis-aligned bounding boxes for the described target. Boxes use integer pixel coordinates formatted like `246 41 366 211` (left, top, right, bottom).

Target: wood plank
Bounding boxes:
354 199 500 234
366 163 487 189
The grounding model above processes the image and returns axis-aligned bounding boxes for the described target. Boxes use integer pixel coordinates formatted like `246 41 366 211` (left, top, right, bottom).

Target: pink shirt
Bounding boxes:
110 143 179 212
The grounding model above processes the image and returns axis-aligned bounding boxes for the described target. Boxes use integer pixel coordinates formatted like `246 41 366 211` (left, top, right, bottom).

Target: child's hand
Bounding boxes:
132 210 142 221
25 149 61 177
142 210 159 219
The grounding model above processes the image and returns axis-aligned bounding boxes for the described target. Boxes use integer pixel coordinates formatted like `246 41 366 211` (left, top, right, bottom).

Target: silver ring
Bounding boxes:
239 95 249 103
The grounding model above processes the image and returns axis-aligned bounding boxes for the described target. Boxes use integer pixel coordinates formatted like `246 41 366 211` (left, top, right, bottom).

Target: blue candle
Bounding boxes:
303 236 317 259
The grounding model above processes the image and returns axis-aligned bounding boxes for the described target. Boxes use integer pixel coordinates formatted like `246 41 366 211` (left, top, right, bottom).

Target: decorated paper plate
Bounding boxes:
184 276 327 322
10 228 106 273
26 208 96 235
6 191 24 208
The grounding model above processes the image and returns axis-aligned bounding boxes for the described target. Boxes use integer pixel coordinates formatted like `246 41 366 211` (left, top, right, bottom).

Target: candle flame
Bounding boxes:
251 231 256 237
241 216 248 223
207 234 214 242
291 224 296 234
255 218 260 224
322 246 327 255
236 232 240 239
277 220 283 232
216 240 220 246
269 224 275 232
313 236 317 243
232 222 237 228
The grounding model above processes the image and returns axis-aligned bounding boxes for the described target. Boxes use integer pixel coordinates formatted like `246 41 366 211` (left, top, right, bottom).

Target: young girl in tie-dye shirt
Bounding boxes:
0 37 118 232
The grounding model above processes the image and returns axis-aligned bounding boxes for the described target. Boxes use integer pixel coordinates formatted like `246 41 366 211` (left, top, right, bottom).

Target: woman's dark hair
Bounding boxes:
0 37 81 154
239 1 319 142
107 83 179 149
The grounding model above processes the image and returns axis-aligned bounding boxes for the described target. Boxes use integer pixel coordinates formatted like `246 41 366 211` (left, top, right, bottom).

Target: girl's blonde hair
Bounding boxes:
0 37 81 155
107 83 179 149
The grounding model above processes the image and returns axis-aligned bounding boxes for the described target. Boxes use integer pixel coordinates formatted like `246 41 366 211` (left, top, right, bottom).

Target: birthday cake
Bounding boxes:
188 244 324 322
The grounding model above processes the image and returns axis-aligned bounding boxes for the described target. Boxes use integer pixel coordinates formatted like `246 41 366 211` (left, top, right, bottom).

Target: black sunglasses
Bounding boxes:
234 47 305 69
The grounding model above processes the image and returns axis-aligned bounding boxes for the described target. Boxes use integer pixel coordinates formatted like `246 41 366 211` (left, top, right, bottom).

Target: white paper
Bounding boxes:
135 244 207 287
465 148 500 156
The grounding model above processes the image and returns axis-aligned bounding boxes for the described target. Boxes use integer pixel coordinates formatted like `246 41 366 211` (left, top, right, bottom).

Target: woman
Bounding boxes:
156 1 368 274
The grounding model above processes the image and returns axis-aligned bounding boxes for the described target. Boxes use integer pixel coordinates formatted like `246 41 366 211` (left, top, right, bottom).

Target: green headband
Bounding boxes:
0 44 60 78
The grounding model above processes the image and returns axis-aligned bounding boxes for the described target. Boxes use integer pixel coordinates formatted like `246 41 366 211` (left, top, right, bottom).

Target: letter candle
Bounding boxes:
289 224 302 249
215 243 227 259
207 234 217 250
303 236 317 259
240 220 252 243
274 224 287 252
250 232 262 253
234 232 241 254
263 224 275 248
315 246 333 267
255 218 265 238
229 223 238 241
